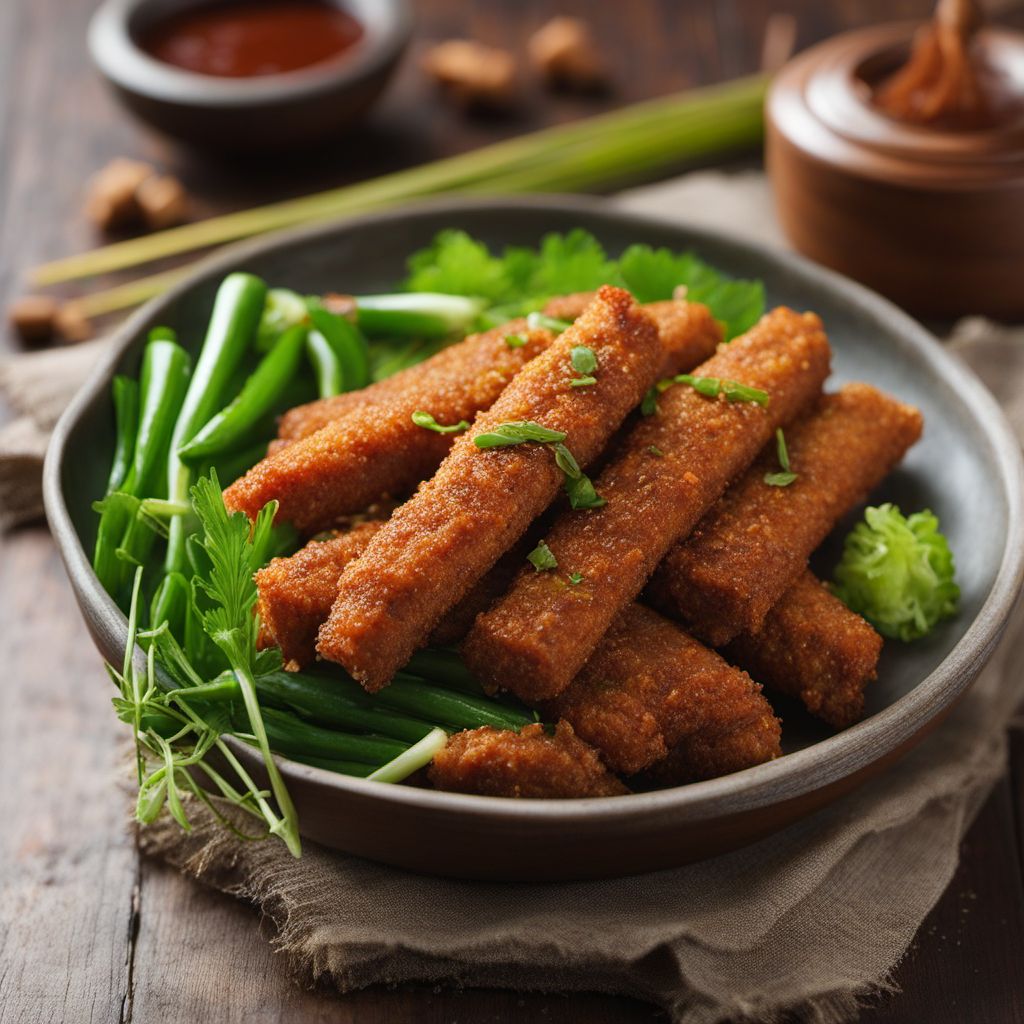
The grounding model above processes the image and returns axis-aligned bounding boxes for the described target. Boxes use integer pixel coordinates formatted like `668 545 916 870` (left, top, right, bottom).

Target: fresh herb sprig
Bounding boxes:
568 345 599 388
528 541 558 571
642 374 770 416
473 421 605 510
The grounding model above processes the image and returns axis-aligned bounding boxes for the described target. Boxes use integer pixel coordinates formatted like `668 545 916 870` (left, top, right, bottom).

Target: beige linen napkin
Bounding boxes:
3 171 1023 1023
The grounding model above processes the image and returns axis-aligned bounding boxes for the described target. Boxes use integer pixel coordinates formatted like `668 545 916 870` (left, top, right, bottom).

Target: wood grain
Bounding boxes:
2 1 1022 1022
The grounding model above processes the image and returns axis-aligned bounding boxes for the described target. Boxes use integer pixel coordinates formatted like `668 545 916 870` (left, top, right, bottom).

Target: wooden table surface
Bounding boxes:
2 2 1023 1021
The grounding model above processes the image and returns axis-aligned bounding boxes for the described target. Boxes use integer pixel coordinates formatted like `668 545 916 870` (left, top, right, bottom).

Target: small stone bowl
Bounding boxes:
88 0 412 152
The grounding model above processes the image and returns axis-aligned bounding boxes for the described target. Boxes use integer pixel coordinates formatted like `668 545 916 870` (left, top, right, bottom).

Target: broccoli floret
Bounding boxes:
833 503 959 641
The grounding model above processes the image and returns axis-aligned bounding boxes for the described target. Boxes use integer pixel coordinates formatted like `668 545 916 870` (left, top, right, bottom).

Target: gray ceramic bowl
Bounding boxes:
88 0 412 151
44 196 1024 881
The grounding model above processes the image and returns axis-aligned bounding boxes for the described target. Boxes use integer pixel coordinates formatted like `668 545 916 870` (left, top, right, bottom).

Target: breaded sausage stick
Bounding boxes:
318 286 664 691
429 722 628 798
649 383 923 646
725 570 882 728
463 307 831 702
225 320 555 531
255 521 384 669
275 300 721 445
544 604 781 778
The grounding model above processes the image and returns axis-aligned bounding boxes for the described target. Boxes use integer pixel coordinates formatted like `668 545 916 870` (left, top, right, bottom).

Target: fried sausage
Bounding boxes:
317 286 663 690
274 300 721 446
255 521 384 669
725 570 883 728
225 320 555 531
648 383 923 645
463 307 832 702
428 722 628 798
543 603 781 777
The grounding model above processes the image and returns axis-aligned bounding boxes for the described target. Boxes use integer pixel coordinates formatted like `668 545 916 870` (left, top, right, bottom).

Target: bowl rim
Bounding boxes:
43 192 1024 828
88 0 413 107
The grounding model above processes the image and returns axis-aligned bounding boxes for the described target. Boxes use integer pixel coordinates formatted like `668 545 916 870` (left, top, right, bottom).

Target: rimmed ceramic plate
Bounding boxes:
44 196 1024 881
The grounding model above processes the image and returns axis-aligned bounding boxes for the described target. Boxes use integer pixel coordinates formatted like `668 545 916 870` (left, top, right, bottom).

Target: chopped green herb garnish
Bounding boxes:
412 410 470 434
565 472 606 510
833 504 959 641
528 540 558 572
474 421 567 448
641 387 659 416
569 375 597 388
505 333 527 349
571 346 598 375
473 422 605 510
764 428 797 487
648 445 665 457
568 572 584 585
527 312 573 333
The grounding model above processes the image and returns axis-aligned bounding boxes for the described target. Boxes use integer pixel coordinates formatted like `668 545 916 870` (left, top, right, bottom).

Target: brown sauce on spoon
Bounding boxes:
140 1 364 78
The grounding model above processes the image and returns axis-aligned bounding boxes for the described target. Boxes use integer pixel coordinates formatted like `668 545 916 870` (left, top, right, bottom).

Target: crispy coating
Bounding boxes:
463 307 832 702
254 521 384 669
276 300 720 446
317 286 663 690
649 384 923 645
225 321 554 531
275 318 550 444
544 603 781 776
429 722 628 798
725 570 882 729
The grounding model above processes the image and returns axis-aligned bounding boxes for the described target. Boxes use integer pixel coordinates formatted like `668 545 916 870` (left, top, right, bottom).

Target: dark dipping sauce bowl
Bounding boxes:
89 0 412 152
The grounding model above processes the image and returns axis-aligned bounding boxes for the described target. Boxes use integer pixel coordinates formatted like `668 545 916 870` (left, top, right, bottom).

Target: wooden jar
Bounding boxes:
766 23 1024 318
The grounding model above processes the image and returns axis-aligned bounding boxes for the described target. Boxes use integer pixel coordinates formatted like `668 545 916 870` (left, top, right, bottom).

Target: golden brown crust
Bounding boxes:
649 383 923 645
429 722 629 798
544 604 781 776
463 307 832 703
317 286 663 691
275 318 548 444
224 320 554 531
725 570 882 729
254 521 384 669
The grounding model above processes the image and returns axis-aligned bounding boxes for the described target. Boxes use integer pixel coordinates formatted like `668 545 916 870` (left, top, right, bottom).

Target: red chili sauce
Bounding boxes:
140 1 364 78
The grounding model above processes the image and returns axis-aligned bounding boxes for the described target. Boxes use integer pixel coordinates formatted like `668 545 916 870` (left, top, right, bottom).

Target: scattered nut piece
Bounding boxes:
85 158 155 232
528 17 609 92
8 295 59 343
54 301 93 343
422 40 518 110
136 174 188 230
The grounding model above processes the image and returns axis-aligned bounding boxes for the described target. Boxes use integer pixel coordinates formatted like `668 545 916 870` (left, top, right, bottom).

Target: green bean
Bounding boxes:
150 571 190 637
289 754 376 777
403 648 483 694
291 668 532 732
306 302 370 392
254 671 435 744
166 273 267 572
305 329 343 398
123 335 192 499
354 293 484 338
178 323 307 463
106 376 139 494
91 492 139 597
254 707 408 764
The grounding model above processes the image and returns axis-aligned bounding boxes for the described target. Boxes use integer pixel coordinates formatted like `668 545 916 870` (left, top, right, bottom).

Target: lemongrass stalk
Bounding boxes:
33 75 767 286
